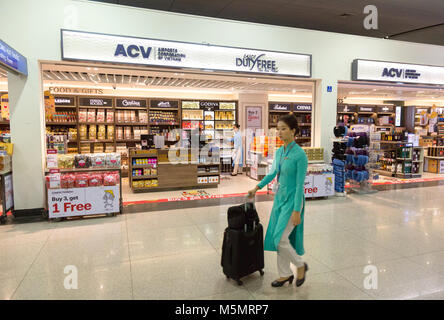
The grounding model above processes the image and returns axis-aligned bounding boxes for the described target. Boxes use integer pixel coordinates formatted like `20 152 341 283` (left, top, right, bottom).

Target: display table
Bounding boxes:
129 148 220 192
266 163 335 198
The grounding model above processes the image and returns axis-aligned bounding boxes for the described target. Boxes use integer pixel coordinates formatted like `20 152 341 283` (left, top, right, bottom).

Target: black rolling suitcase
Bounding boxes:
221 201 265 286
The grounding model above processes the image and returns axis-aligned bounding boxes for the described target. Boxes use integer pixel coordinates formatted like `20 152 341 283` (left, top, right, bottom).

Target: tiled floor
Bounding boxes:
2 185 444 299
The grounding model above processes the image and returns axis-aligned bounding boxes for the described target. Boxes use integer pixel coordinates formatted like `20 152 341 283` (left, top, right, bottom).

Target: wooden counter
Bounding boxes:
129 148 220 192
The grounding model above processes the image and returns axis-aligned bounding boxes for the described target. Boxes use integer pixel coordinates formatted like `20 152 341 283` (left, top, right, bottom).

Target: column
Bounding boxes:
313 79 338 164
8 60 46 213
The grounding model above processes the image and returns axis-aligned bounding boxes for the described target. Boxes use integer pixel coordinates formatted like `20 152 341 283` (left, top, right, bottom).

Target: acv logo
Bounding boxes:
381 67 421 80
114 44 152 58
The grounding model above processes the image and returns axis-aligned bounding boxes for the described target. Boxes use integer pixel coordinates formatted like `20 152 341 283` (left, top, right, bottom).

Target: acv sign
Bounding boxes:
114 44 152 58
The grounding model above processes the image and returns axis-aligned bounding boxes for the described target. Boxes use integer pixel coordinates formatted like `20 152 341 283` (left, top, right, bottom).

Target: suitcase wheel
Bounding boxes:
236 280 243 286
259 270 264 276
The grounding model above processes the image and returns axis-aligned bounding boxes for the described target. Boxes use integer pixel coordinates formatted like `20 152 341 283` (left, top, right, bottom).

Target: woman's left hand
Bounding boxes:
291 211 301 226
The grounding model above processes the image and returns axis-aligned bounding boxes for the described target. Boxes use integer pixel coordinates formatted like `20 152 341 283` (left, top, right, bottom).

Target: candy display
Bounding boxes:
103 172 119 186
96 109 105 122
132 179 158 189
60 173 75 189
75 173 89 188
79 109 87 122
106 110 114 123
57 154 74 169
106 153 121 168
89 125 97 140
74 154 91 168
90 153 106 168
79 124 87 140
132 157 157 166
149 111 178 124
87 109 96 122
97 125 106 140
88 173 103 186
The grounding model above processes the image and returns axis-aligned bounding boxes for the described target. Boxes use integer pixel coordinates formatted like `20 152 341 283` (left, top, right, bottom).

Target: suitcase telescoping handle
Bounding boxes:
244 196 257 232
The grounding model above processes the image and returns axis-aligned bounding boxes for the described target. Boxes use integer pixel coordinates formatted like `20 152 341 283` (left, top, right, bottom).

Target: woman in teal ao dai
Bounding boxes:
248 114 309 288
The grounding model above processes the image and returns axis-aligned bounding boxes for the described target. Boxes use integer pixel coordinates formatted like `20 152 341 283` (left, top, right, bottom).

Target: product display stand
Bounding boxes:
45 167 122 221
0 170 13 224
345 125 377 195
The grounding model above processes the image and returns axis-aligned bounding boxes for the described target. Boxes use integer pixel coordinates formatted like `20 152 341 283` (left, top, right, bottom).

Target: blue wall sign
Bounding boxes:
0 40 28 76
327 86 333 92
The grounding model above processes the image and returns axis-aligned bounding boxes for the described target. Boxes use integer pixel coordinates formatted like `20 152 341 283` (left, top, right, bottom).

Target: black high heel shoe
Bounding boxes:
296 263 309 287
271 275 294 287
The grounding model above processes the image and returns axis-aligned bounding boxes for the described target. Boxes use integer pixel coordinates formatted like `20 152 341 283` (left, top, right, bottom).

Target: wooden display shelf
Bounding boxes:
116 139 141 142
396 158 412 161
55 105 77 108
79 106 113 109
182 118 203 121
46 122 77 125
130 152 157 157
149 107 179 111
115 107 147 110
424 155 444 160
80 139 114 143
79 122 114 125
115 122 148 126
149 122 180 125
269 110 291 113
131 175 158 179
197 172 220 176
45 167 120 173
132 186 159 191
131 165 157 169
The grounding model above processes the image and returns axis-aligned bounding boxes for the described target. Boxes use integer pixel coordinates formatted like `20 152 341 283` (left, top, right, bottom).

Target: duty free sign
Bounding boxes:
48 186 120 218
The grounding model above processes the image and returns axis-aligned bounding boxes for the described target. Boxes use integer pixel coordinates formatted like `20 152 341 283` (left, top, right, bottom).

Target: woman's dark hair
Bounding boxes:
234 124 240 129
278 113 300 136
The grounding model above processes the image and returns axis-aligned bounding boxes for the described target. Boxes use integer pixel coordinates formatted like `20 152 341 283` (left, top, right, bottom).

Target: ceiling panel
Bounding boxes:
91 0 444 45
41 62 314 93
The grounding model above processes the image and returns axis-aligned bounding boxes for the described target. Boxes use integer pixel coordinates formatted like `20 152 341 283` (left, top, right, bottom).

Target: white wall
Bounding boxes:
3 0 444 209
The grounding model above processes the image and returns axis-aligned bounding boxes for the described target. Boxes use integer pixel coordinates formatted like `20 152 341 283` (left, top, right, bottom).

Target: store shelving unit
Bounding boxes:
128 149 158 192
268 102 312 147
45 96 239 180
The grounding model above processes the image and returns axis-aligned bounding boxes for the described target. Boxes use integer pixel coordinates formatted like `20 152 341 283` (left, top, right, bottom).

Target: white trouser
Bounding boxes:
277 218 304 277
232 148 242 173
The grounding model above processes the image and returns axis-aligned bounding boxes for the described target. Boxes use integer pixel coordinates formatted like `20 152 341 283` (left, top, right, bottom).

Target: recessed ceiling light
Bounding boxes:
93 68 98 71
86 67 91 70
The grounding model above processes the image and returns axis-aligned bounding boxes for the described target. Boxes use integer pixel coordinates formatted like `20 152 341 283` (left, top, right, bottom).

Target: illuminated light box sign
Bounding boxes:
54 97 75 105
269 103 291 111
79 98 112 107
150 100 179 109
352 59 444 85
294 104 312 112
0 40 27 76
337 105 357 113
358 105 376 113
116 98 147 108
62 30 311 77
377 105 395 113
